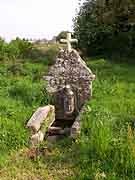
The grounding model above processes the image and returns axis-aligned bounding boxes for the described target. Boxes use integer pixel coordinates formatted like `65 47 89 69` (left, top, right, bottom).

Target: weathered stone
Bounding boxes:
31 131 44 146
48 126 62 135
27 34 95 144
42 34 95 141
70 106 86 138
27 106 50 132
27 105 55 133
70 116 81 138
45 49 95 121
27 105 55 145
48 127 71 136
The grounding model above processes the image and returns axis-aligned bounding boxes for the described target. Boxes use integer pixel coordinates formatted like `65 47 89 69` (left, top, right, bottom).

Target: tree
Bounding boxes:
74 0 135 57
96 0 135 31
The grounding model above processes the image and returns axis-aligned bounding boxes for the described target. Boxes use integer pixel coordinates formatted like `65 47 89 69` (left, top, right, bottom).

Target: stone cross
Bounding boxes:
60 32 78 52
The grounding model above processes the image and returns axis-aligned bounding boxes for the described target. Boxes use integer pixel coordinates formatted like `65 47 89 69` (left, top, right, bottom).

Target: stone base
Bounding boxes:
47 135 65 142
48 126 71 136
70 116 81 138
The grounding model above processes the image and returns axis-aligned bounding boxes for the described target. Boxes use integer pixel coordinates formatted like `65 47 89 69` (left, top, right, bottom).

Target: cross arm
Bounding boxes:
60 39 68 43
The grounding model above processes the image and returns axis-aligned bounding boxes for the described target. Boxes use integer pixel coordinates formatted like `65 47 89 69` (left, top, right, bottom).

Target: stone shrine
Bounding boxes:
27 32 95 144
45 32 95 139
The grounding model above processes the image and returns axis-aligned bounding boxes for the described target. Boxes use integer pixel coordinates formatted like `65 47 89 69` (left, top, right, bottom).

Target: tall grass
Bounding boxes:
0 60 48 167
76 59 135 179
0 57 135 179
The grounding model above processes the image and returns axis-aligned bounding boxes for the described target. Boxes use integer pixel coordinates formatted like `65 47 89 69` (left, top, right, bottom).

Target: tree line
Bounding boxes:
74 0 135 60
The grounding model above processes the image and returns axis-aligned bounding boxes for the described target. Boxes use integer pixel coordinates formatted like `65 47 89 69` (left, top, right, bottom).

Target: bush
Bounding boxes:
10 38 33 59
0 37 59 64
27 48 45 59
0 38 9 61
44 48 58 65
0 38 34 61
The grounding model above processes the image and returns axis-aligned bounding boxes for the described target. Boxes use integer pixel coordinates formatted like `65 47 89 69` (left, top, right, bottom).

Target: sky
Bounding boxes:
0 0 79 42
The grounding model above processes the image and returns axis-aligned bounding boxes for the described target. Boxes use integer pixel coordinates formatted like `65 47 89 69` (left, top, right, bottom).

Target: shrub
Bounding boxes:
0 38 8 61
10 38 33 58
44 48 58 65
0 38 35 61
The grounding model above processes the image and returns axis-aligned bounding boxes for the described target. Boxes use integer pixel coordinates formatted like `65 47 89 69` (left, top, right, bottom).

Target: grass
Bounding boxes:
0 59 47 167
0 55 135 179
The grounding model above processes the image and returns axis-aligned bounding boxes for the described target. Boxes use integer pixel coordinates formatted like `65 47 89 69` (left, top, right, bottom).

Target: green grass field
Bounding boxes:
0 56 135 180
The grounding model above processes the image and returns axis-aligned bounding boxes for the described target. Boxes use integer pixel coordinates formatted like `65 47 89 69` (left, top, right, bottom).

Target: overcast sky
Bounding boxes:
0 0 79 42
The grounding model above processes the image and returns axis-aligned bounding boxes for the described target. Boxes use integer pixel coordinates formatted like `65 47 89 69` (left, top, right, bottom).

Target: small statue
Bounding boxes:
64 85 75 115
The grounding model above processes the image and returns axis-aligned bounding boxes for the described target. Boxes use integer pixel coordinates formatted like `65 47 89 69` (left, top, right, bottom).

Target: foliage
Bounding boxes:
1 57 135 179
74 0 135 59
0 38 59 65
96 0 135 29
0 38 35 61
33 43 60 65
8 79 44 106
44 47 58 65
10 38 33 58
0 59 48 167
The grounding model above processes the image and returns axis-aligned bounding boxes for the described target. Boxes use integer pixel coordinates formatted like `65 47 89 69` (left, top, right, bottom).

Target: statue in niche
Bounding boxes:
45 32 95 138
27 32 95 145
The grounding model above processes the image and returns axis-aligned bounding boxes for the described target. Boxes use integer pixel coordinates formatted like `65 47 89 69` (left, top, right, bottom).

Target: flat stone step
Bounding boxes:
48 126 71 136
48 126 62 135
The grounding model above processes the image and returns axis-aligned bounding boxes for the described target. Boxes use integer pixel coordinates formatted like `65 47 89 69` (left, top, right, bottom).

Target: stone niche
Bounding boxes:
27 32 95 144
45 49 95 139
